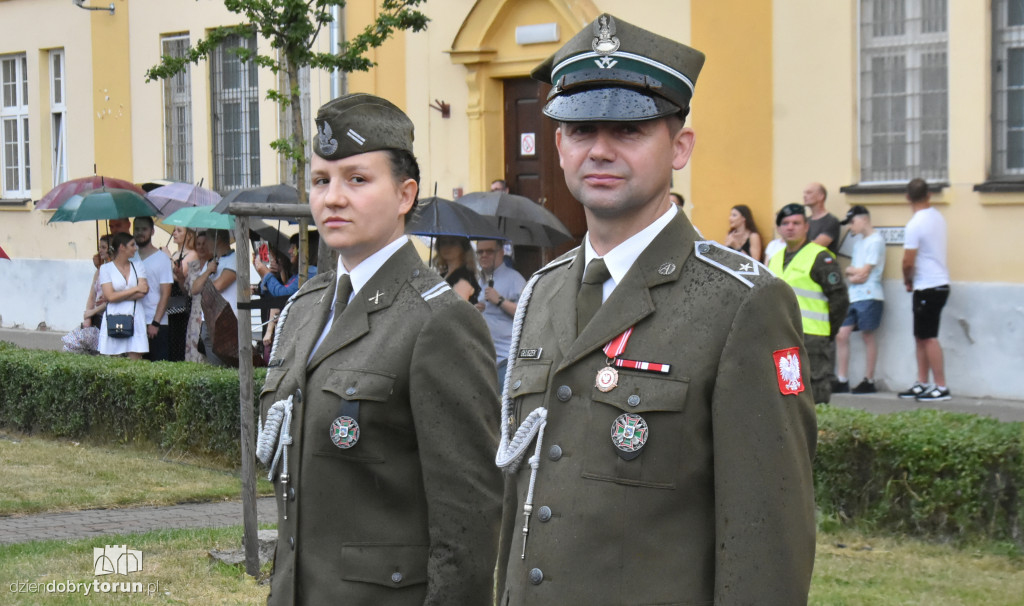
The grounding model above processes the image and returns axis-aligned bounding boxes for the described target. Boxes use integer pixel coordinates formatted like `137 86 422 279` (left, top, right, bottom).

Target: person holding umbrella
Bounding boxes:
257 93 500 605
98 232 149 360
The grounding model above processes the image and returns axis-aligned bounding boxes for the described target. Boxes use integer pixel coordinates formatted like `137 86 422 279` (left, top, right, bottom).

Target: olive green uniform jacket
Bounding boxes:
261 242 502 605
497 213 817 606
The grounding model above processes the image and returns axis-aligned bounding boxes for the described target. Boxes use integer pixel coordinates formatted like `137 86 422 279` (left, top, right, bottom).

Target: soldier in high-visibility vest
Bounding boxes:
769 203 850 404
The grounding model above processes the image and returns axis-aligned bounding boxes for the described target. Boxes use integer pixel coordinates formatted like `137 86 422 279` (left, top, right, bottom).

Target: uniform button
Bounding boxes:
345 387 357 396
412 269 420 277
529 568 544 585
289 536 295 550
537 506 552 522
548 445 562 461
627 394 640 407
512 379 522 390
288 487 296 502
699 243 711 254
391 572 403 584
556 385 572 401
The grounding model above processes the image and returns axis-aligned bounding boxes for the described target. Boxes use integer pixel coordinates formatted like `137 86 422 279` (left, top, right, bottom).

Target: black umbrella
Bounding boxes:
213 184 301 214
454 191 572 246
406 197 505 240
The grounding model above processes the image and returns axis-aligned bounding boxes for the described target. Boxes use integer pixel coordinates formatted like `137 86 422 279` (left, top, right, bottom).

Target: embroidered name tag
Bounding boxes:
518 348 543 360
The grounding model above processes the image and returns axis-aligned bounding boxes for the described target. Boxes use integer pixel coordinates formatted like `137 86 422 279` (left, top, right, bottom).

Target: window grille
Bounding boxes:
278 64 311 189
1 54 30 197
859 0 948 182
162 35 193 183
50 49 67 186
992 0 1024 177
211 31 260 192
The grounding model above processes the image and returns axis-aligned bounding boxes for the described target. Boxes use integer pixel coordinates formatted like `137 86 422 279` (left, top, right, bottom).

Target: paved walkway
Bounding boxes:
0 498 276 545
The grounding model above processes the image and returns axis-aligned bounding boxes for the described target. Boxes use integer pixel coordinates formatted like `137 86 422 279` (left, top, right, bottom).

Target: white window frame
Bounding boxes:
1 53 30 198
858 0 949 183
991 0 1024 178
162 35 193 183
49 49 67 186
211 31 260 192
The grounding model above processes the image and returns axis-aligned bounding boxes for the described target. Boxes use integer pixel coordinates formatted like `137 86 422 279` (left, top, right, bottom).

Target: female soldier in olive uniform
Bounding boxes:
259 93 501 605
495 15 818 606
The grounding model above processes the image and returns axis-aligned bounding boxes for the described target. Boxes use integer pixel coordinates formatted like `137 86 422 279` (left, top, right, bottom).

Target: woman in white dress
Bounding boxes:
98 232 150 359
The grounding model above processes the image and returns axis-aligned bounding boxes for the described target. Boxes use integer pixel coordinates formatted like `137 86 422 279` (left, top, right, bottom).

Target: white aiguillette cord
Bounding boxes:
494 270 548 559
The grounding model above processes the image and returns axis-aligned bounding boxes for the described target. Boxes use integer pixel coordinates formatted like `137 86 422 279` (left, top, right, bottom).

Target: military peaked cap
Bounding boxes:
531 13 706 122
313 93 415 160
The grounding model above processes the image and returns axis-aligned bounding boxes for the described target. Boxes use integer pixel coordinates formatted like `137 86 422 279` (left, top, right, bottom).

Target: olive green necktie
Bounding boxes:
331 273 354 324
577 258 611 335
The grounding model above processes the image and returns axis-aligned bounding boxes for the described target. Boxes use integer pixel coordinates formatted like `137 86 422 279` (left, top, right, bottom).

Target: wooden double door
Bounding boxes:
501 78 585 276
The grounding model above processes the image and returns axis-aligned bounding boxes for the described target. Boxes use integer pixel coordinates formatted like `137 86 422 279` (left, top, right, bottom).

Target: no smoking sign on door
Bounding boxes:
520 132 536 157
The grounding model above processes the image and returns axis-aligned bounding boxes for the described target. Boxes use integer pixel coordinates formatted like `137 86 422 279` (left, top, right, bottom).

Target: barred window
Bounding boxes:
992 0 1024 177
162 35 193 184
1 54 30 198
278 64 311 189
859 0 948 183
211 30 260 191
50 49 67 186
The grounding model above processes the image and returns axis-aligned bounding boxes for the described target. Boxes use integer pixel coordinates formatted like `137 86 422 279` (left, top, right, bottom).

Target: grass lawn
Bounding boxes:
0 526 1020 604
0 433 273 516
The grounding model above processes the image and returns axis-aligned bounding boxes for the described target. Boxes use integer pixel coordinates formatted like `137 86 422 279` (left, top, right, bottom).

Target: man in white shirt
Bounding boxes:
900 178 952 401
474 238 526 387
132 216 174 361
835 205 886 394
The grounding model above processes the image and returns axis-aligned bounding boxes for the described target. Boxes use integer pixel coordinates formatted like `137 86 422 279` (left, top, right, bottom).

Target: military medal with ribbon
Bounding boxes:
595 327 671 393
596 326 670 459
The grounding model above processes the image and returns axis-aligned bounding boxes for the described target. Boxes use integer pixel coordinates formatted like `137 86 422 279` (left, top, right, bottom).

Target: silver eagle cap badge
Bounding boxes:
592 15 620 55
317 120 338 155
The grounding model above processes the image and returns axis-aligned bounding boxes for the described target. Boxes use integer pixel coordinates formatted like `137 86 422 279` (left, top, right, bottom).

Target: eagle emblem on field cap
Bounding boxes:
317 121 338 156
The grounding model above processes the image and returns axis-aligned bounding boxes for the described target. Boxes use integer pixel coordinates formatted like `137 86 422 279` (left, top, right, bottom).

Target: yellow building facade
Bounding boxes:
1 0 1021 398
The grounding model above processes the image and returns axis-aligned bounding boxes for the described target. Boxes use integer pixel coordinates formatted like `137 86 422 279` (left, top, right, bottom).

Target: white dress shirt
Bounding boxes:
583 203 678 302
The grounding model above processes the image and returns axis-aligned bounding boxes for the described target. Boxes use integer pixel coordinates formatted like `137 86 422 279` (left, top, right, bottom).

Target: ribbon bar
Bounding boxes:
613 358 671 374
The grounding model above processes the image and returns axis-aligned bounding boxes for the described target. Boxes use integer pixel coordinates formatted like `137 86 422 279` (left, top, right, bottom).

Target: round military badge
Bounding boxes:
595 366 619 392
329 416 360 449
611 413 649 455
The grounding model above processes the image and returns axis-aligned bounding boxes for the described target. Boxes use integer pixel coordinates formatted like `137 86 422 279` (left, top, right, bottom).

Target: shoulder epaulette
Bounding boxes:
420 280 451 302
531 246 578 279
693 240 772 288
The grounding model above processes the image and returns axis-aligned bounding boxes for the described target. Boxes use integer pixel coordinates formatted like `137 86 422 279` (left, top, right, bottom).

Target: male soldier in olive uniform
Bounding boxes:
495 14 818 606
768 203 850 404
258 93 501 605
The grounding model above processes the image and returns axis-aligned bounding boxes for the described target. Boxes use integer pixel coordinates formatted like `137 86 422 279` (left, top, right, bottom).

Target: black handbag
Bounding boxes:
106 263 138 339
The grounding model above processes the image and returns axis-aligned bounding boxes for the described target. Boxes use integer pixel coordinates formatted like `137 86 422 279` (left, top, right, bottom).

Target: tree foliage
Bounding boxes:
145 0 429 202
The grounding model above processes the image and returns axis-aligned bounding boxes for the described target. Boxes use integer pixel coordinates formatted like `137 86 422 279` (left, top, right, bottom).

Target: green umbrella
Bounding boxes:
47 187 159 223
162 205 235 230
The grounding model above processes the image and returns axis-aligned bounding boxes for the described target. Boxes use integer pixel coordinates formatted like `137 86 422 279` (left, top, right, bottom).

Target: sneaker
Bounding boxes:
851 379 877 394
898 382 928 399
833 380 849 393
917 386 952 402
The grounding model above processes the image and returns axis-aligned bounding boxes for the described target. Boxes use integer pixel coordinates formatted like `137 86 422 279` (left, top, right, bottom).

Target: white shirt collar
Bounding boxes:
331 235 409 309
583 203 677 300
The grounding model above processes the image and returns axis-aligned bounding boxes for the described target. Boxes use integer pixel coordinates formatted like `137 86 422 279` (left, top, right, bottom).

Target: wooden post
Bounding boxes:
234 215 260 578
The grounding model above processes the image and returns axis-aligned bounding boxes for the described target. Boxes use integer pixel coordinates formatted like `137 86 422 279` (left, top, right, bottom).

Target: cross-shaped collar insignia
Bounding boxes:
368 290 384 305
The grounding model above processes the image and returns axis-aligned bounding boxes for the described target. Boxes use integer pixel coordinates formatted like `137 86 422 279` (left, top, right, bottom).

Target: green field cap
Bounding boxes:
531 14 705 122
313 93 415 160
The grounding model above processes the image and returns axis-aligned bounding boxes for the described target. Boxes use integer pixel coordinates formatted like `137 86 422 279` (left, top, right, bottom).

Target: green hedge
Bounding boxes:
815 404 1023 542
1 344 1021 542
0 342 264 461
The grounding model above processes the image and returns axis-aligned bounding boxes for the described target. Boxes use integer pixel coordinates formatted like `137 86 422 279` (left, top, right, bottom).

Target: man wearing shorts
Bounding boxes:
834 205 885 394
900 178 951 401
